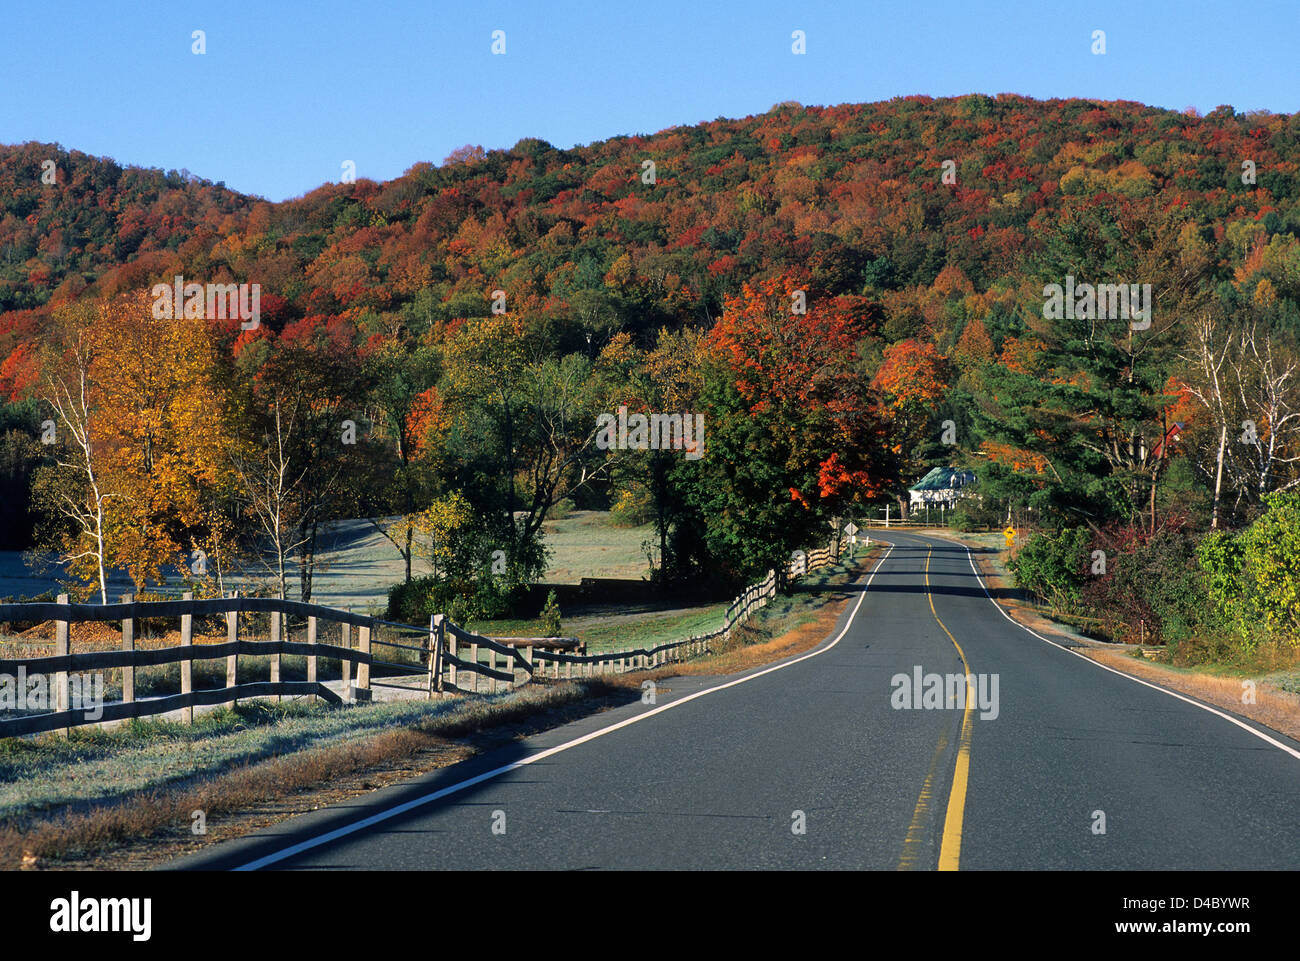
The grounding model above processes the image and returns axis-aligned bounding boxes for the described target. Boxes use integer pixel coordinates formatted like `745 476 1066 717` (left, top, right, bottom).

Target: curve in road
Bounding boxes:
170 532 1300 871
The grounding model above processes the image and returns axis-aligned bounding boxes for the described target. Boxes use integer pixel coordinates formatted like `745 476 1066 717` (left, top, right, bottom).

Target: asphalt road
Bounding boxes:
171 532 1300 871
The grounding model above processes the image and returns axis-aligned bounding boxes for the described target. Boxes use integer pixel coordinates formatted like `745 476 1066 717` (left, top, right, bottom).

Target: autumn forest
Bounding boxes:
2 94 1300 650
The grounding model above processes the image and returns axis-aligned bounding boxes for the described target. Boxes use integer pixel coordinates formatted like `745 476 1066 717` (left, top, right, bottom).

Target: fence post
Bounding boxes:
357 621 371 702
180 591 193 724
121 593 135 705
226 590 239 706
489 647 498 694
468 640 478 694
441 617 454 691
54 593 69 736
341 617 352 702
429 614 445 697
306 614 318 702
505 647 515 691
270 596 282 703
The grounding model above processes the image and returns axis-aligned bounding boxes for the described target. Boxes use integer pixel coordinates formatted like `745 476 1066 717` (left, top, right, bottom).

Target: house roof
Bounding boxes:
909 467 976 492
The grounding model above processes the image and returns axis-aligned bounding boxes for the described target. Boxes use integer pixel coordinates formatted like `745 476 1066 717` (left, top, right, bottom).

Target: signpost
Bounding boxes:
1003 525 1016 548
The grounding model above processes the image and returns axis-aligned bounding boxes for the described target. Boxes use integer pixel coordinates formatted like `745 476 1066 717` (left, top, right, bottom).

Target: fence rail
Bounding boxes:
0 535 857 736
860 518 949 528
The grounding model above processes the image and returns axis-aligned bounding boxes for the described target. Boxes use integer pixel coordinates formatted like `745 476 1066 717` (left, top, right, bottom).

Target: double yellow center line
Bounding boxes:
898 546 975 871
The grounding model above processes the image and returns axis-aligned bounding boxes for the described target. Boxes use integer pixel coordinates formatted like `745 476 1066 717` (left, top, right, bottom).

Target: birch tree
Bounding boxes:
31 301 112 602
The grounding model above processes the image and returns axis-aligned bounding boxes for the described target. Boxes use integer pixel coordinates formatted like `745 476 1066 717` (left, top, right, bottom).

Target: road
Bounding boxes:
171 531 1300 871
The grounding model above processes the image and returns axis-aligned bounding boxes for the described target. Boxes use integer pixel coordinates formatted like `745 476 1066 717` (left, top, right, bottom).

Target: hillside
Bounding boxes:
3 96 1297 364
2 95 1299 628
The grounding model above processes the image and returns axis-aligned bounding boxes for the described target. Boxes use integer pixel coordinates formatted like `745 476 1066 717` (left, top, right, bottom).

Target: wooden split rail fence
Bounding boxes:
0 591 376 738
0 537 854 737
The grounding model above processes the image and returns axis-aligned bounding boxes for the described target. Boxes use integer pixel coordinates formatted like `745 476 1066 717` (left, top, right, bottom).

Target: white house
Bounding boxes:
908 467 977 508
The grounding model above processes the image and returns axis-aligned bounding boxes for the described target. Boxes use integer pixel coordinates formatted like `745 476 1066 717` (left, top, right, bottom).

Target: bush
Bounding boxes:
1167 631 1239 667
386 573 517 626
1082 522 1205 646
1199 492 1300 650
609 486 653 527
540 590 562 637
1196 529 1253 647
1239 491 1300 643
949 498 1000 531
386 574 448 625
1007 527 1090 612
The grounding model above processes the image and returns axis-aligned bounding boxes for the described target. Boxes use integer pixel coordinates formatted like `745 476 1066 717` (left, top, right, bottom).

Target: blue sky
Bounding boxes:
3 0 1296 202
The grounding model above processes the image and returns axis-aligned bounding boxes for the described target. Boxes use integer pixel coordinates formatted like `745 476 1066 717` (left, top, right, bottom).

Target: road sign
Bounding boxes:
844 522 859 537
1002 525 1016 546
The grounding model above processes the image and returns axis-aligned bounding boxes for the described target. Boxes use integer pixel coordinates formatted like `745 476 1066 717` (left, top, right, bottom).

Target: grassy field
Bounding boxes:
0 510 656 612
466 601 731 654
538 511 656 582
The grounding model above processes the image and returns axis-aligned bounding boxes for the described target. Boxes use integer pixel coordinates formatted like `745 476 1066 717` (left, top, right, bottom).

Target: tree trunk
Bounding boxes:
1211 424 1227 529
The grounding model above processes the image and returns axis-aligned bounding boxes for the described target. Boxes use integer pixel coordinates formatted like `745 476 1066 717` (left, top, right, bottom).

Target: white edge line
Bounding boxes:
931 532 1300 763
231 545 897 870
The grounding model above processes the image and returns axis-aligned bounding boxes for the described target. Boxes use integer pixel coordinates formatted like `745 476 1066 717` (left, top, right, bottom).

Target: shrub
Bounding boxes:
1007 527 1090 612
1239 491 1300 644
1199 492 1300 651
609 486 653 527
386 574 447 625
949 498 1000 531
1196 529 1253 647
386 573 516 626
539 590 562 637
1082 522 1205 645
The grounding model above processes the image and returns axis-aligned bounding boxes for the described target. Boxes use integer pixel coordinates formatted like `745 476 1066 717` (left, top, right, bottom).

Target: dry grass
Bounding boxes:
657 595 856 676
1080 648 1300 744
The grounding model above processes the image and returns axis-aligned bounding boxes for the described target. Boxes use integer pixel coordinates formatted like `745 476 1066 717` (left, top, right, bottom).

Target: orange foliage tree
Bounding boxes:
686 272 894 580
